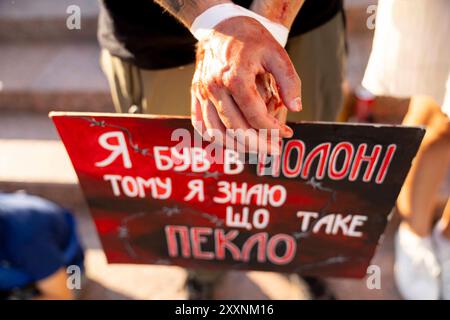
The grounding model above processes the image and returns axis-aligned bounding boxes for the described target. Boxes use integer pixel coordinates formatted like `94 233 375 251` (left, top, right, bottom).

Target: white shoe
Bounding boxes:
433 221 450 300
394 223 441 300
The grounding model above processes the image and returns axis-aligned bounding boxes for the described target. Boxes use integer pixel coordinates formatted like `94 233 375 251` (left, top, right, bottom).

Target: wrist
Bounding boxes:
190 3 290 47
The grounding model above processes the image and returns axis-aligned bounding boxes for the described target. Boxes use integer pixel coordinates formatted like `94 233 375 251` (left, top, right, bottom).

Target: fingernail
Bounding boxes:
282 125 294 138
290 97 302 112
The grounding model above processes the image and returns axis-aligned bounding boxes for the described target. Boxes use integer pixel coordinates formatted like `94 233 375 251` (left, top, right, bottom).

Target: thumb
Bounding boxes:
264 49 302 113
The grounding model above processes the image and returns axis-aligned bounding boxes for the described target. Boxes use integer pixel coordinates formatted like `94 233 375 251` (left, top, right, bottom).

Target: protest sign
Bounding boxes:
51 112 424 277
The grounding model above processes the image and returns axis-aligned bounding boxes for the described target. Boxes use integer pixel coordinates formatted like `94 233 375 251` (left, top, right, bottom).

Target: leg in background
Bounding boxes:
140 64 194 116
100 49 195 115
440 198 450 239
100 49 142 113
397 96 450 237
393 96 449 300
433 196 450 300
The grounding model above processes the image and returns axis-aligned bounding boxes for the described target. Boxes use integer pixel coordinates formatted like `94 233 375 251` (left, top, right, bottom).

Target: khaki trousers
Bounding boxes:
100 13 346 122
100 13 346 298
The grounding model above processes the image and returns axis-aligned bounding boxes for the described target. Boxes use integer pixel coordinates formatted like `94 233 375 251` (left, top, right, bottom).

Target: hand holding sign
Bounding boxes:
51 113 424 278
191 16 301 154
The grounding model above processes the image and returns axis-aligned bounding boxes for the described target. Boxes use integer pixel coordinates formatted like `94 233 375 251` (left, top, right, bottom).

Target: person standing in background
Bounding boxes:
97 0 346 299
362 0 450 300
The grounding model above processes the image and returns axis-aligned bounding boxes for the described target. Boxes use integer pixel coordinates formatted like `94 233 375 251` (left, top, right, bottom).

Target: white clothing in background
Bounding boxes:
362 0 450 117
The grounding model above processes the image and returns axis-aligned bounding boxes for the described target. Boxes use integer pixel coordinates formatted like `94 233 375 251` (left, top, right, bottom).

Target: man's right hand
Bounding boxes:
191 16 302 154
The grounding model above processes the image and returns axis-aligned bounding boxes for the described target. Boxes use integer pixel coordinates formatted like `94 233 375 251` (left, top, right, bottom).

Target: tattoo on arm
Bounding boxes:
165 0 185 12
154 0 230 27
250 0 306 28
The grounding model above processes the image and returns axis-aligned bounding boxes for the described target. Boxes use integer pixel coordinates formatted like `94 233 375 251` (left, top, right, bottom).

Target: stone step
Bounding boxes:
0 36 367 114
0 138 84 210
0 0 98 42
0 42 114 113
0 111 60 140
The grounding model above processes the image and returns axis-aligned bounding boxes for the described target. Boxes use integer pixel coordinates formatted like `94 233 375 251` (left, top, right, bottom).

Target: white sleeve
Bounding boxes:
190 3 289 47
362 0 450 108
